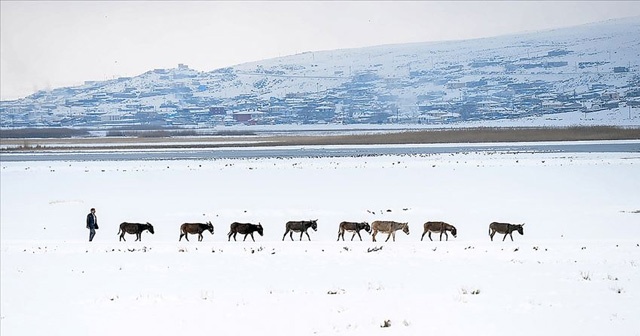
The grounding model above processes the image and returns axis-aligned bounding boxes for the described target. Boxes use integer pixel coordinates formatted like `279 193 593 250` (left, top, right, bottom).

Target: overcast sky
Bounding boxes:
2 1 640 101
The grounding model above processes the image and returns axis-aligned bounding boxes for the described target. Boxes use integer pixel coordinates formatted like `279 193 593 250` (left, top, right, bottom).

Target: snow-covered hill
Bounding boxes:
1 17 639 128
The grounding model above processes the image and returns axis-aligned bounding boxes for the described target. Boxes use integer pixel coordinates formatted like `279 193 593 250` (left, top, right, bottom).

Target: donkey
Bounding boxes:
282 220 318 241
421 221 457 241
337 221 370 241
489 222 524 241
118 222 155 242
228 222 264 242
179 221 214 242
371 221 409 242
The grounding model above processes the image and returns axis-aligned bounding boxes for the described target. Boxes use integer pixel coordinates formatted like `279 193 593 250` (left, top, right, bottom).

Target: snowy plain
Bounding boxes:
1 143 640 335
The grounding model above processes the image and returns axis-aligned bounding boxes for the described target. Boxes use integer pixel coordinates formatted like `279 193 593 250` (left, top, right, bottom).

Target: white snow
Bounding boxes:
1 146 640 335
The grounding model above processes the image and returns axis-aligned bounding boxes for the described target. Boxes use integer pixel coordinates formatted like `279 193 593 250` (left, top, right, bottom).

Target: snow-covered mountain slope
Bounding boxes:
1 17 639 127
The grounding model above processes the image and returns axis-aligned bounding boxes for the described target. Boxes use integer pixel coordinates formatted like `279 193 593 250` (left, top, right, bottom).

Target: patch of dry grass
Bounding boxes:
278 127 640 145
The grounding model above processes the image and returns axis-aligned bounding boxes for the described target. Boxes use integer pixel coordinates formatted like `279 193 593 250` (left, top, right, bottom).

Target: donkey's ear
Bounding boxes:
521 223 525 226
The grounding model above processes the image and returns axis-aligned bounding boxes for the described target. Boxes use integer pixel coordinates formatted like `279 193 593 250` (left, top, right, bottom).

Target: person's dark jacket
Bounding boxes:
86 213 98 229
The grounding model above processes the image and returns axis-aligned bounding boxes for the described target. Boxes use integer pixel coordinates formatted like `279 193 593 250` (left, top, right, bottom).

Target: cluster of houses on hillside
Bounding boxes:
1 56 638 129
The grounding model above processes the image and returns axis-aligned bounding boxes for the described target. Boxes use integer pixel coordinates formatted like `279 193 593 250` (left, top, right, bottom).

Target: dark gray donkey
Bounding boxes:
118 222 155 242
421 221 457 241
179 221 214 242
337 221 370 241
489 222 524 241
228 222 264 242
282 220 318 241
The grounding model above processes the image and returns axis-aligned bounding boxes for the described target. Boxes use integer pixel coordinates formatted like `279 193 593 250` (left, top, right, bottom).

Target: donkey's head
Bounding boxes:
450 225 458 238
402 223 410 235
362 222 371 233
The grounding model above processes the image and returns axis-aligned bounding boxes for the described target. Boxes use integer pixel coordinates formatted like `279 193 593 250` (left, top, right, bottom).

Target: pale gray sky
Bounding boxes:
2 1 640 100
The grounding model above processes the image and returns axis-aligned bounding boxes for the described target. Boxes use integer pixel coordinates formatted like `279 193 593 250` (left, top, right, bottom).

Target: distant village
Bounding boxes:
1 49 639 130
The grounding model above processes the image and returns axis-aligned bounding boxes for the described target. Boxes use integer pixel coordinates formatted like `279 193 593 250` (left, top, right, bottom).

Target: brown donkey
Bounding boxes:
371 221 409 242
421 221 457 241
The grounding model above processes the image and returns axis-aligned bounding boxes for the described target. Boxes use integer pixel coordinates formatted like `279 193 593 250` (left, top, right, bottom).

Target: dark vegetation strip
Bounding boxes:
0 128 90 138
283 126 640 146
2 126 639 151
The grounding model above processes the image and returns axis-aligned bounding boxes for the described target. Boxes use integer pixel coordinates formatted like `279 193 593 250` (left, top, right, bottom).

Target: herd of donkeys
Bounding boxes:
114 219 525 242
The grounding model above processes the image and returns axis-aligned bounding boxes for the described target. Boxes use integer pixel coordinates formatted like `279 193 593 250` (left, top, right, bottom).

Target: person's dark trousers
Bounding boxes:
89 228 96 242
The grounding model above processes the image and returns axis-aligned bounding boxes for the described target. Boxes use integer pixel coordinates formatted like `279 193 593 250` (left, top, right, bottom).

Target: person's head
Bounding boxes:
91 208 96 213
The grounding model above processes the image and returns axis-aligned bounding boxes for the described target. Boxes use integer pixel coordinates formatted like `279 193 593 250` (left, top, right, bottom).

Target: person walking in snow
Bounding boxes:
86 208 99 241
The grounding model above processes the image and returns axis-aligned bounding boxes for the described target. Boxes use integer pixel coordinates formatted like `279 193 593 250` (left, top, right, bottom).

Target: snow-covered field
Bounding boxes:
1 146 640 335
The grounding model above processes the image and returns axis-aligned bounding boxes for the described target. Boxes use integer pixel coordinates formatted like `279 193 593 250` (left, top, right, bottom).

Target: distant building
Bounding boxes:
232 111 264 124
547 49 571 57
601 91 620 100
447 82 466 89
209 106 226 115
